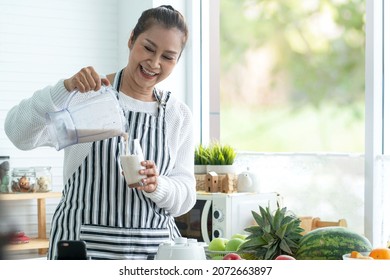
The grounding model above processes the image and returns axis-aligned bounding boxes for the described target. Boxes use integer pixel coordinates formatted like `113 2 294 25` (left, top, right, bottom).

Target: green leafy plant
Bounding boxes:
237 205 304 260
207 142 236 165
194 144 210 165
194 142 237 165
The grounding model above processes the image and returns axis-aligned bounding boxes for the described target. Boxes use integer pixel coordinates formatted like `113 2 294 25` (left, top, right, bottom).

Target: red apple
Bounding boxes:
223 253 242 260
275 255 296 260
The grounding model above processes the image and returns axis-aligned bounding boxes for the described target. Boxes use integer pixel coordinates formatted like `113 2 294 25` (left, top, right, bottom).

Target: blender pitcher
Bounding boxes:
46 86 126 150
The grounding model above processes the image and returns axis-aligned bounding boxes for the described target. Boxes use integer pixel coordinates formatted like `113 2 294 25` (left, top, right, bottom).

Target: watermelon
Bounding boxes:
295 226 372 260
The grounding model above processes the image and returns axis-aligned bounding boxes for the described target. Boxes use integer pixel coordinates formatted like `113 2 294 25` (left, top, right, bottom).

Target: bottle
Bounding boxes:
34 166 52 192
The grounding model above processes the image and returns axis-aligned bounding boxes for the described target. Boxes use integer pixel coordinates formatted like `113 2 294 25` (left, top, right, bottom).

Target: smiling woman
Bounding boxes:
120 25 184 100
3 4 196 260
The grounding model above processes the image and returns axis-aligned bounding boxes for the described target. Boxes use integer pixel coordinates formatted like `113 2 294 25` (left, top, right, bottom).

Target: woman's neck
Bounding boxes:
119 67 156 102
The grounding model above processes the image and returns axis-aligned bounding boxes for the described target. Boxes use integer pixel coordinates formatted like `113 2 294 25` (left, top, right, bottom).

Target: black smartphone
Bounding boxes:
56 240 88 260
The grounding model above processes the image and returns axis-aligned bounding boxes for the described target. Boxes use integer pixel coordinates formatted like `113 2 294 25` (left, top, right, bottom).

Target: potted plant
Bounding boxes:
206 141 237 174
194 142 237 174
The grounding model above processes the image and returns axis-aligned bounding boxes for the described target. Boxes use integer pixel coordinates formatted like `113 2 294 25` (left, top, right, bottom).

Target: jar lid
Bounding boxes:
12 167 35 174
34 166 52 171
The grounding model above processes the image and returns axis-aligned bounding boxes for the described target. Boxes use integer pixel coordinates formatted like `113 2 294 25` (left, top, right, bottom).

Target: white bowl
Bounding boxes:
342 252 372 260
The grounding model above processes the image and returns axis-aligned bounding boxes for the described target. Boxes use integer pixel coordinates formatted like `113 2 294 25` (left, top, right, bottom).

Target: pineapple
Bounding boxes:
238 205 304 260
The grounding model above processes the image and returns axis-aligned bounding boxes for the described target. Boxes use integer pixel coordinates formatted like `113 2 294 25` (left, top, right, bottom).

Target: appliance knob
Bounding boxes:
213 229 222 238
213 210 223 220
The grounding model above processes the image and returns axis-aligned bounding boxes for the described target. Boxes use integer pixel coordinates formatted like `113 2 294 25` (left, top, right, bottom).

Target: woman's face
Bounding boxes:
127 24 184 91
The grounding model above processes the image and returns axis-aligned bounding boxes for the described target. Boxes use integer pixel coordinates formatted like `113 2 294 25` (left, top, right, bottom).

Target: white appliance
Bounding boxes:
154 237 207 260
175 192 280 244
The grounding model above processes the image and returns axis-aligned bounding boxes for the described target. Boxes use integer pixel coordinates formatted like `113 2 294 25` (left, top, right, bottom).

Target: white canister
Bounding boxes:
237 168 261 193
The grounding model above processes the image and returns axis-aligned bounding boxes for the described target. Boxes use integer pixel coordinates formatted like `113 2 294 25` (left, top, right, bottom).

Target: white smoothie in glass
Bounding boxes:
120 136 146 185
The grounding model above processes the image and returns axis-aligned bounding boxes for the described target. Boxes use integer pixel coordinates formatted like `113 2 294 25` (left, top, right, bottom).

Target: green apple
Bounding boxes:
208 237 228 251
211 255 224 260
225 238 245 251
230 233 248 240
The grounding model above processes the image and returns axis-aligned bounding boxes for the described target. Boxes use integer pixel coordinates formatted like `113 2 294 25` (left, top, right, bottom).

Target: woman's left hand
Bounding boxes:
128 160 159 193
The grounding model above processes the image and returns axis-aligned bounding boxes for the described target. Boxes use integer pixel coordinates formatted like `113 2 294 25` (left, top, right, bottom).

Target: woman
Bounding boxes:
4 5 196 260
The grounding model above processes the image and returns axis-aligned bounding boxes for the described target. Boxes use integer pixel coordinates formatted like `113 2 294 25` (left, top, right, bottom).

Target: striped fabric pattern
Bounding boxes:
48 70 179 260
80 224 170 260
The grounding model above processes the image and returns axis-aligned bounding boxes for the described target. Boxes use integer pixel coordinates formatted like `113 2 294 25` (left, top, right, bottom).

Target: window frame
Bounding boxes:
190 0 220 145
365 0 387 247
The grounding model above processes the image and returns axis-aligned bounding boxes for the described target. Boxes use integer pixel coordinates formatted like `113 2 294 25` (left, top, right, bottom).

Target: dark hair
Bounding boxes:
132 5 189 51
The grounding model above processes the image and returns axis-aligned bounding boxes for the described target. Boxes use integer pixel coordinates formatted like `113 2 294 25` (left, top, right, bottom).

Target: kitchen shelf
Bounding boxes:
5 238 49 251
0 192 62 201
0 192 62 255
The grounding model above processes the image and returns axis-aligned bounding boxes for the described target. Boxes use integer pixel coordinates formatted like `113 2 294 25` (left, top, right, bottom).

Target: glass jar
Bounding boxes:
34 166 52 192
11 168 37 193
0 156 11 193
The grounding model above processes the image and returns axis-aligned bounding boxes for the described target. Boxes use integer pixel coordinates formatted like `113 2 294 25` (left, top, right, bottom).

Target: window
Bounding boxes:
198 0 389 247
216 0 368 238
219 0 365 153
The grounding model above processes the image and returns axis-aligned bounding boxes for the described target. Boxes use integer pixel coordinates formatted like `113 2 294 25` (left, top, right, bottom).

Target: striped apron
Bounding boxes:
48 70 180 260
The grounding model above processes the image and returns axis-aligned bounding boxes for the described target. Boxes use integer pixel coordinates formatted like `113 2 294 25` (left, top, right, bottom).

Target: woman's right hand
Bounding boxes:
64 66 110 93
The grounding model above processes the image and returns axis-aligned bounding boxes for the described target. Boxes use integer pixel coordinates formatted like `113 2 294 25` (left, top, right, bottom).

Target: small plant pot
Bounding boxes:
194 165 207 174
206 165 236 174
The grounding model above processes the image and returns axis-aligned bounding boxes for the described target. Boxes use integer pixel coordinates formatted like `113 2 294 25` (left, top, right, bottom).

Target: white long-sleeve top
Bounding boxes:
4 79 196 217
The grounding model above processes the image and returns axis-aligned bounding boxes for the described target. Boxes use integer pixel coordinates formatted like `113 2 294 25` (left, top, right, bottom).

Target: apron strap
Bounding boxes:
113 69 124 92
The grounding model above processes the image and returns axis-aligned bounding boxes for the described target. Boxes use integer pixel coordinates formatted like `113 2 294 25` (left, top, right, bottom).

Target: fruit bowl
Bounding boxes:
342 252 372 260
205 249 237 260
